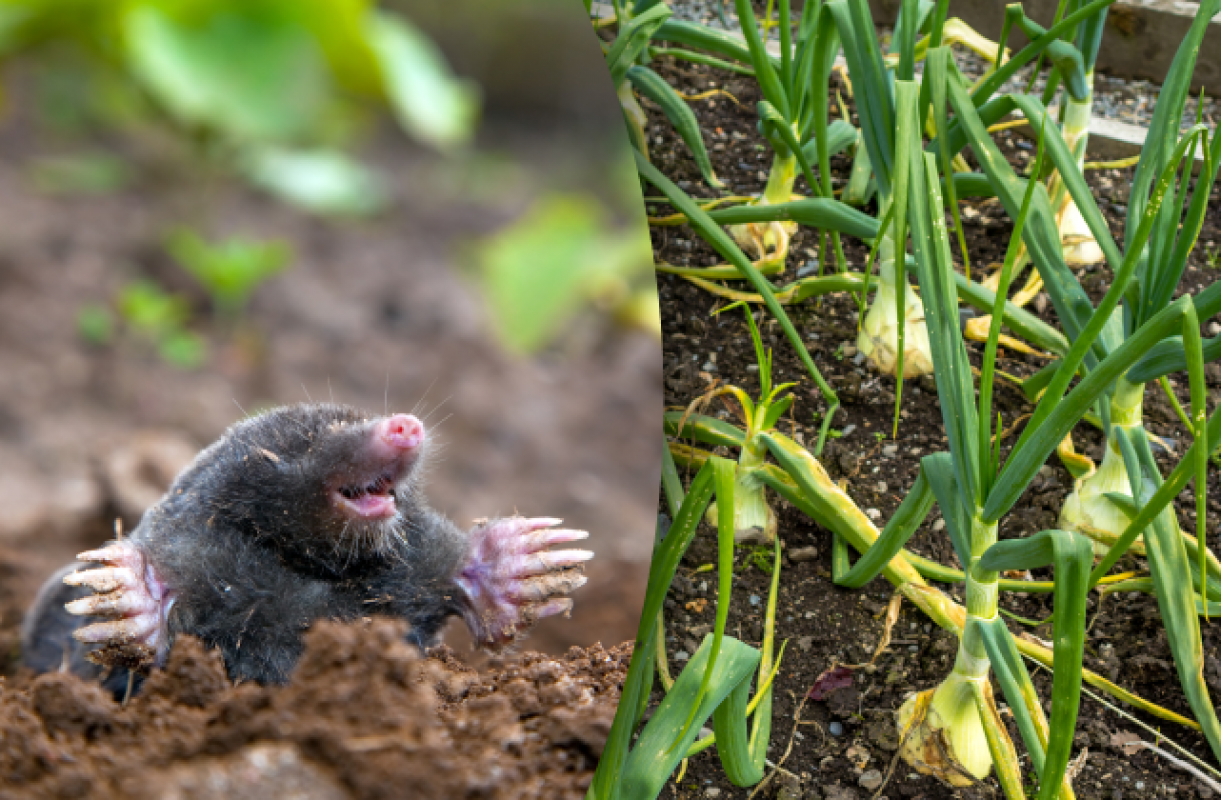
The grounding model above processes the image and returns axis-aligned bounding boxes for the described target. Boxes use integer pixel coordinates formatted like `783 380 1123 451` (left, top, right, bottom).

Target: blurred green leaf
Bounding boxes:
167 228 291 316
117 280 190 336
365 9 479 150
471 194 652 354
243 146 389 216
122 3 329 142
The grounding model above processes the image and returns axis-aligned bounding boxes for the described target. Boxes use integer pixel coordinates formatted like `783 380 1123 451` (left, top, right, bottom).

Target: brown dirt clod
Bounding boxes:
0 619 630 800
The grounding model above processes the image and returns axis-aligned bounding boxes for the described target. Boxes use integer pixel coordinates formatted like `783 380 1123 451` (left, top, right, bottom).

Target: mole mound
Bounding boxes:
0 619 630 800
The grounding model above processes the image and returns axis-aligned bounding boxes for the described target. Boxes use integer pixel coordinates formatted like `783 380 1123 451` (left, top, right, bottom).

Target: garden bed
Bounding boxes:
647 49 1221 800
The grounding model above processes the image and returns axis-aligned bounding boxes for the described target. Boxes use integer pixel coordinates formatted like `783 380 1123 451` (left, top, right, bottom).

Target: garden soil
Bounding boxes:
645 50 1221 800
0 620 629 799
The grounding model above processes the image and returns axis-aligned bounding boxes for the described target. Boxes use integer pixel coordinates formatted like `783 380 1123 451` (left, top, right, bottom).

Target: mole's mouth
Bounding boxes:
333 472 397 519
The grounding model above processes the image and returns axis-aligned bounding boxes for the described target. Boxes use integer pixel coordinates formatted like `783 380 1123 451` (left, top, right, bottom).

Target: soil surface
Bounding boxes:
644 50 1221 800
0 619 629 799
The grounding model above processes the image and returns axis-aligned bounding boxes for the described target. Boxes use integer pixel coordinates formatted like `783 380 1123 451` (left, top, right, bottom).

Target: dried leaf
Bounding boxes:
808 665 854 700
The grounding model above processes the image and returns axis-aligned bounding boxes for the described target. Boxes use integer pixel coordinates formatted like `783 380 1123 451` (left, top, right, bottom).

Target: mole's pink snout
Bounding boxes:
377 414 425 453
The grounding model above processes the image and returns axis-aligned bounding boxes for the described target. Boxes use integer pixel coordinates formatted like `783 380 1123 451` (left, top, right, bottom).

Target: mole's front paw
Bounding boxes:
454 517 593 649
63 540 172 670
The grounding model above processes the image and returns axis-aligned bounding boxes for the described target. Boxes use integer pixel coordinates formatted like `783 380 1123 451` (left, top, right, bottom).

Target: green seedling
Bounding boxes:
674 301 798 545
117 280 206 368
167 229 291 326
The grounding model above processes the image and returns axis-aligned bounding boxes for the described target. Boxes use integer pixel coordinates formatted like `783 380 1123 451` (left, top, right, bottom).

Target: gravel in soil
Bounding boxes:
0 619 630 799
642 48 1221 800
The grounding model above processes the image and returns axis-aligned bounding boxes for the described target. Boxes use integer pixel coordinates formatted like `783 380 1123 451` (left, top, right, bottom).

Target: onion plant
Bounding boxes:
649 0 856 277
604 2 727 191
669 73 1219 796
878 66 1218 793
681 304 798 544
931 1 1221 565
996 0 1111 267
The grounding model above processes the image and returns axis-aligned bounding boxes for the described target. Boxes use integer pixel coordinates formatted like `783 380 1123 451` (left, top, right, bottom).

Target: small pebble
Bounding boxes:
797 260 821 277
933 519 946 531
876 481 888 493
829 721 844 736
746 364 759 372
1210 321 1221 337
866 508 882 520
675 651 691 662
749 594 761 606
859 770 884 791
842 344 858 357
789 546 819 562
706 788 721 798
702 362 717 372
882 445 898 457
841 424 857 437
853 351 867 366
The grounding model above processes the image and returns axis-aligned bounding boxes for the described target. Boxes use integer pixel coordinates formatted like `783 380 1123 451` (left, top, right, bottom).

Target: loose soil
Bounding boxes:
0 619 629 799
644 50 1221 800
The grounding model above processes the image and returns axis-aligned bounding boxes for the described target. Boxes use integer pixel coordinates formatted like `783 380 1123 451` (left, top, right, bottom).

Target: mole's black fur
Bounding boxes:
23 404 480 694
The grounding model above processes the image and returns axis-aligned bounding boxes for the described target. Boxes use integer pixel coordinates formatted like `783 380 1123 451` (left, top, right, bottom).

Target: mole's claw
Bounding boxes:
65 588 157 617
517 528 590 554
504 549 595 578
61 538 172 668
63 567 138 595
74 616 158 645
457 515 594 650
508 570 588 602
76 546 144 570
531 597 574 622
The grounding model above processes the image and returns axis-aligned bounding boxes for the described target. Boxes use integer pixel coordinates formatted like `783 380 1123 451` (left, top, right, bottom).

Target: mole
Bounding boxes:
21 403 592 695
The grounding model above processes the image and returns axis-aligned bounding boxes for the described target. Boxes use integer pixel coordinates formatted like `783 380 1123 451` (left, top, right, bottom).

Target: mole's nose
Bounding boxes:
377 414 424 451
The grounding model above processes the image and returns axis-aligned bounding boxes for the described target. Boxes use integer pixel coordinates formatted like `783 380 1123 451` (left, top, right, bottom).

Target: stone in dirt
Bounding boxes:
789 546 819 562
